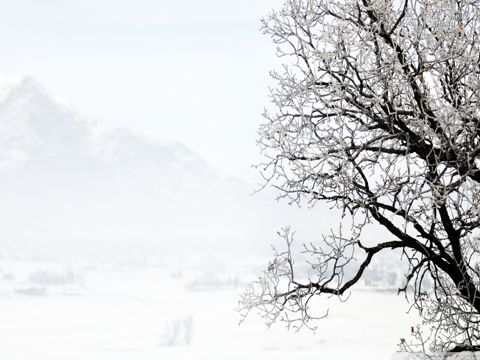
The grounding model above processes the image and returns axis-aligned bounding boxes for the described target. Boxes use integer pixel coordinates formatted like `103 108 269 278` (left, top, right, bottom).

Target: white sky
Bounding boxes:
0 0 282 180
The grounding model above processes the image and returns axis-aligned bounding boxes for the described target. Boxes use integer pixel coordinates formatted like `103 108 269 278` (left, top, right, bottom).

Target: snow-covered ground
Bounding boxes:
0 257 419 360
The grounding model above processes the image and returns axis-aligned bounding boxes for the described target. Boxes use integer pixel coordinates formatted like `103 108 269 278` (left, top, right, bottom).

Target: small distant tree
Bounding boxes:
239 0 480 356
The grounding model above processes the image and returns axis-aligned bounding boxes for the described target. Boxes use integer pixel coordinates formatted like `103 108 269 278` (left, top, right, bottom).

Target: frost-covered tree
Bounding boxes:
239 0 480 355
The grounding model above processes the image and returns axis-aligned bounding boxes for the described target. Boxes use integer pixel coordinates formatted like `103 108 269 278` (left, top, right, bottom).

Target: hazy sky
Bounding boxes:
0 0 282 180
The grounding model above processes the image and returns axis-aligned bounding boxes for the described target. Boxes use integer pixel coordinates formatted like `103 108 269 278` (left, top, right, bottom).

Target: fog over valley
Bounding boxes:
0 74 330 263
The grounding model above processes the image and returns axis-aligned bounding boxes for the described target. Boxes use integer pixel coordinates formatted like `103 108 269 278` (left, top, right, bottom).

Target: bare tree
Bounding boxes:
239 0 480 356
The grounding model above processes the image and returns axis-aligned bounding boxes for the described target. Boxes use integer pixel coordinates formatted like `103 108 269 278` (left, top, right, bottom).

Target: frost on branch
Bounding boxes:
243 0 480 355
239 227 355 330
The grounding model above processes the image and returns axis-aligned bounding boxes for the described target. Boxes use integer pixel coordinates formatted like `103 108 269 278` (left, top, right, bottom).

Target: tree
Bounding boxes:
239 0 480 356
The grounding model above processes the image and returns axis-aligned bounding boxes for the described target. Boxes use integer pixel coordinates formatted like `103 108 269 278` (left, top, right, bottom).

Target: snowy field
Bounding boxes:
0 256 420 360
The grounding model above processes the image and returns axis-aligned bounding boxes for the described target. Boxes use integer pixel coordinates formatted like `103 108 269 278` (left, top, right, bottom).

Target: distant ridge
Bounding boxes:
0 74 328 264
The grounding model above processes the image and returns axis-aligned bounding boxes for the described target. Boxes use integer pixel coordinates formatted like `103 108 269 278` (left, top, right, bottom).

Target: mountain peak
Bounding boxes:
4 75 69 109
0 74 211 180
0 75 90 162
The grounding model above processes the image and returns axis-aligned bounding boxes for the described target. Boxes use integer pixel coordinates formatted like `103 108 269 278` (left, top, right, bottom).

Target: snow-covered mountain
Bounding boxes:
0 75 226 261
0 76 210 181
0 75 329 264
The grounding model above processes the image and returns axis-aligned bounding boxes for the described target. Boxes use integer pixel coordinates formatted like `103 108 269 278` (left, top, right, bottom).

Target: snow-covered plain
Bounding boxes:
0 256 419 360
